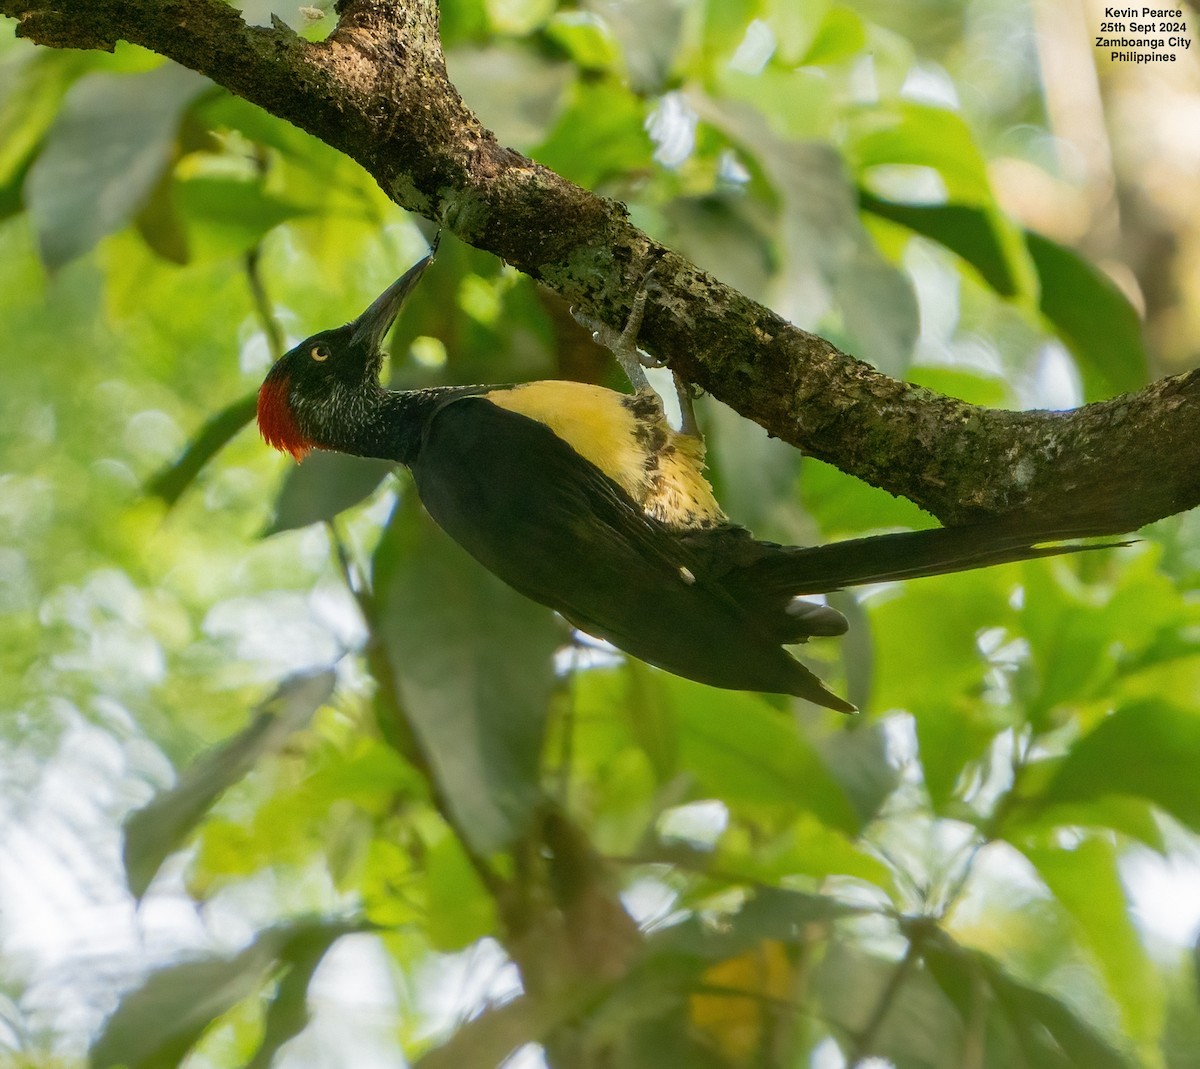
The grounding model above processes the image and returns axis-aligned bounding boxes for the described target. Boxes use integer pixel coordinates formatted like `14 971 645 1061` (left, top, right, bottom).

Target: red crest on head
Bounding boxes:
257 375 312 461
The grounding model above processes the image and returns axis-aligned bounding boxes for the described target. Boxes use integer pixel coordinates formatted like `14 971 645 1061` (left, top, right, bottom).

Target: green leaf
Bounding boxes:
799 457 932 536
870 567 1015 713
906 365 1013 408
715 65 834 143
545 12 623 71
1005 794 1165 853
702 399 803 537
655 886 860 962
1026 231 1148 399
0 153 30 221
802 6 867 65
122 668 335 898
858 195 1149 400
816 720 901 826
660 196 772 305
924 933 1136 1069
196 91 392 236
134 165 191 264
664 674 859 834
244 924 360 1069
0 50 92 221
1019 561 1122 723
266 451 395 535
561 666 665 842
425 827 498 951
696 0 762 65
706 106 917 373
439 0 489 45
816 940 965 1065
1033 700 1200 835
146 392 257 507
90 919 359 1069
415 995 571 1069
533 79 651 189
174 174 309 260
1022 838 1163 1049
444 43 573 153
859 191 1018 296
24 64 209 269
1017 551 1184 725
846 101 993 204
831 242 919 375
914 702 1000 812
371 494 560 853
485 0 555 35
91 952 264 1069
576 0 683 92
835 592 874 714
717 814 895 890
986 978 1133 1069
763 0 828 63
197 91 314 159
623 661 680 784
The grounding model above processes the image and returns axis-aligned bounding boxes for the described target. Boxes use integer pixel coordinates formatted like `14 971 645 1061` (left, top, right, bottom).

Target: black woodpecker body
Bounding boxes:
258 247 1104 713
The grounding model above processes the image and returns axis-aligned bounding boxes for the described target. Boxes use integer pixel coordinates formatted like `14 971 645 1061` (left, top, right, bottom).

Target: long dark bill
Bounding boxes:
348 233 441 351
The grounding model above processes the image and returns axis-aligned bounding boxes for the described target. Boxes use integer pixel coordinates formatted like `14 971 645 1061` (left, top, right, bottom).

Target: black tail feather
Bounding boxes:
747 526 1133 597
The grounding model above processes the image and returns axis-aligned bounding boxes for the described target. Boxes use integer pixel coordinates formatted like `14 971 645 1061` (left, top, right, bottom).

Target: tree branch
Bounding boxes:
6 0 1198 535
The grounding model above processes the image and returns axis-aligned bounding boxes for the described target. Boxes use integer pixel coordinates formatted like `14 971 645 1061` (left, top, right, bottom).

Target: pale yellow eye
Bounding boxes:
310 345 330 362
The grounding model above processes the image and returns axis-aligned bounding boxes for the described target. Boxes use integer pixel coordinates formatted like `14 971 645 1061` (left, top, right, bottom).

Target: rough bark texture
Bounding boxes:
5 0 1199 535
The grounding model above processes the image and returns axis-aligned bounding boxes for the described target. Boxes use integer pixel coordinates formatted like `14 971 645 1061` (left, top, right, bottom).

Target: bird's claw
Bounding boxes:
672 373 700 438
573 268 666 391
573 269 703 436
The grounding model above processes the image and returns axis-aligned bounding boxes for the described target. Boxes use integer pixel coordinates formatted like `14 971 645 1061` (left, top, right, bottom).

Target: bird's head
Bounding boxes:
257 242 437 460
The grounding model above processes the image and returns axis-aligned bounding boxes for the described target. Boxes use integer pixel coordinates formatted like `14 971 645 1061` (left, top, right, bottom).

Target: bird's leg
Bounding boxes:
673 373 701 438
573 272 666 392
574 274 706 437
610 284 657 391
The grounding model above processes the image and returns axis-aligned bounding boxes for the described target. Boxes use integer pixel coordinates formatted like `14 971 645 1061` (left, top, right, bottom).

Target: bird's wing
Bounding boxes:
415 393 732 638
412 394 852 709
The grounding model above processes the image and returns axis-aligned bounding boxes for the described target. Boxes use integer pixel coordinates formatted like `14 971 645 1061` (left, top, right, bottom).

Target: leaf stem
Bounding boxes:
847 925 928 1067
246 243 287 361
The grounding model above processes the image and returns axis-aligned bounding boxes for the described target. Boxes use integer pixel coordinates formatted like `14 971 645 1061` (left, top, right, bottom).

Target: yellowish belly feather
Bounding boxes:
487 380 726 530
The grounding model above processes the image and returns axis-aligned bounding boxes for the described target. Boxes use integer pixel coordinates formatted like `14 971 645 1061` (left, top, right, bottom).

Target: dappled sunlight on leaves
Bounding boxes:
1 0 1197 1065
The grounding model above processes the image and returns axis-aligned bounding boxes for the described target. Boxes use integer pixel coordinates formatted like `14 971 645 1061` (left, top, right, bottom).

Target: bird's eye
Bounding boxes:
310 345 330 362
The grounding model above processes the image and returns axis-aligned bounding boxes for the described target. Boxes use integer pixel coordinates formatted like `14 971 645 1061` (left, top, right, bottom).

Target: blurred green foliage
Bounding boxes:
0 1 1197 1068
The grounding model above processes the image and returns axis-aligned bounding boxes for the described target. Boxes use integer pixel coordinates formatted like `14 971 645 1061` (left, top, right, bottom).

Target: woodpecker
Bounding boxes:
257 242 1107 713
